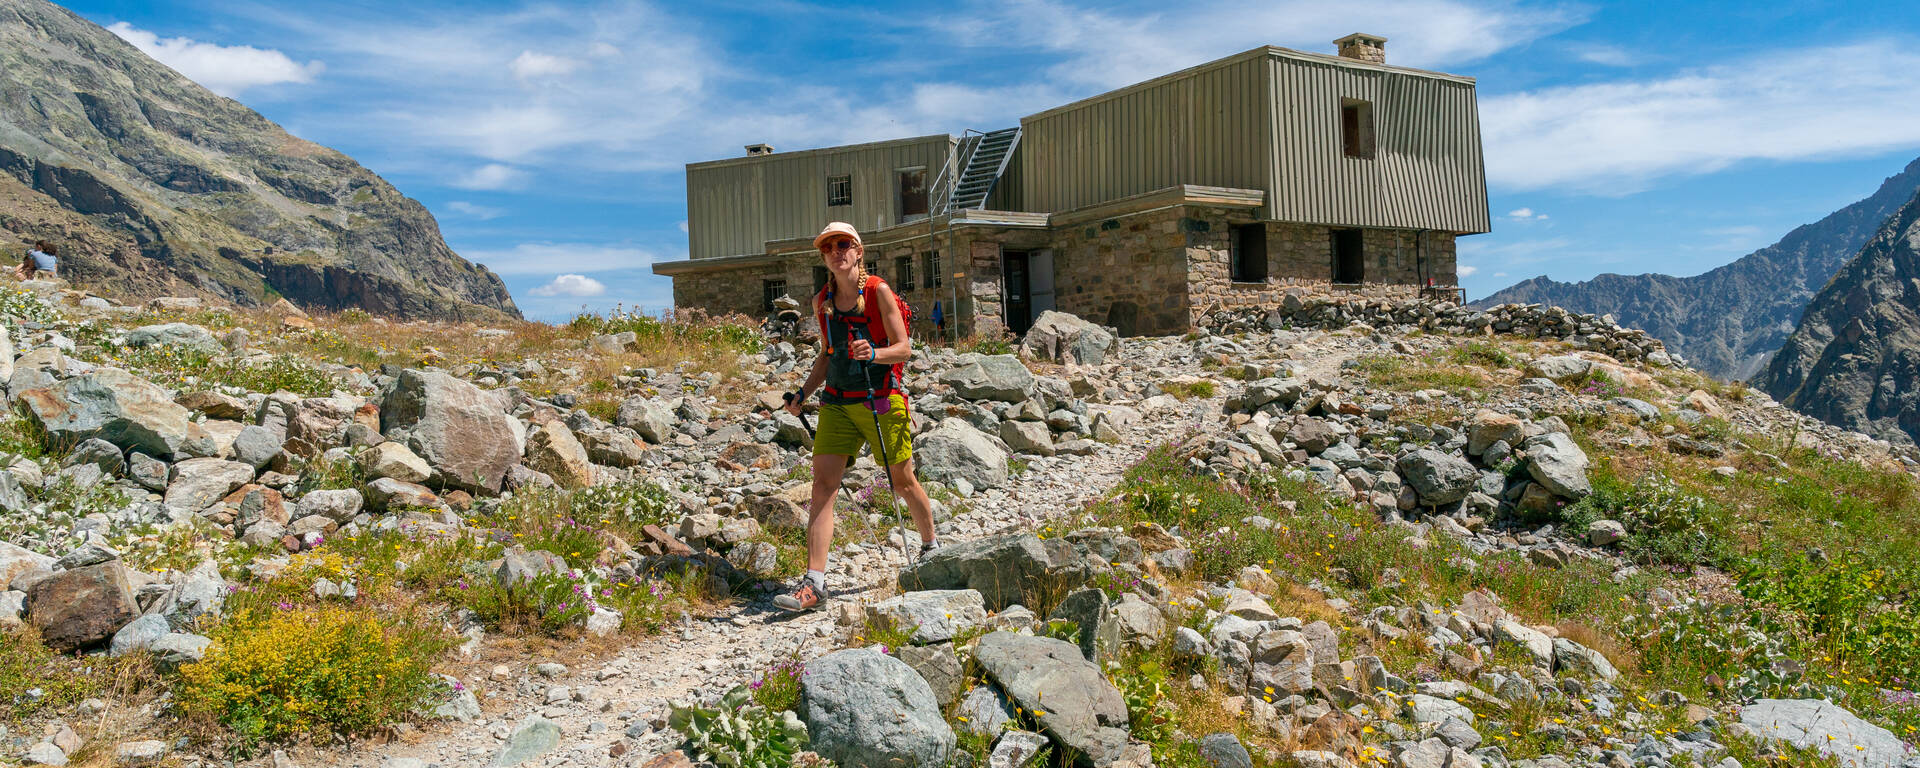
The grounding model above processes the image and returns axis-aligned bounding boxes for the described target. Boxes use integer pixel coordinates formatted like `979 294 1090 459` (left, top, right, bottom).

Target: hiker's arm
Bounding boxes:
870 282 912 366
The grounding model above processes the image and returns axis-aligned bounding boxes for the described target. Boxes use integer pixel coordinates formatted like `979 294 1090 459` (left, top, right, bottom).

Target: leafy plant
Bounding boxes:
750 658 805 712
568 478 677 530
1112 657 1179 752
460 570 601 635
1558 471 1733 568
670 684 811 767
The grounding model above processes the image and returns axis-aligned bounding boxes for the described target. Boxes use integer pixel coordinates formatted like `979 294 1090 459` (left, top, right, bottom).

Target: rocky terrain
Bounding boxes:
1476 156 1920 381
1757 185 1920 445
0 275 1916 768
0 0 519 321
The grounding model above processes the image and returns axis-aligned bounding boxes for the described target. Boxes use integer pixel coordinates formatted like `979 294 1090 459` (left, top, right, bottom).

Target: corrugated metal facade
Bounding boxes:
1016 47 1489 234
686 135 953 260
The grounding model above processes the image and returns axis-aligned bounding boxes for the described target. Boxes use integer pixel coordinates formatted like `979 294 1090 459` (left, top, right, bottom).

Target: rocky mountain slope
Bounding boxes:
1476 156 1920 381
0 0 519 321
1 277 1916 768
1756 186 1920 445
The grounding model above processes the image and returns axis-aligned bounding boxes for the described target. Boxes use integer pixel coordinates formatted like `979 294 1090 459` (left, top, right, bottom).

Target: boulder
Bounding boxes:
1586 519 1626 547
1 541 55 590
1524 433 1591 498
801 649 954 768
492 716 561 767
295 489 364 523
231 425 283 469
1406 694 1475 724
364 477 442 511
1250 629 1316 697
998 420 1055 456
1739 699 1912 768
1198 733 1254 768
26 561 139 652
973 632 1129 766
1109 592 1168 651
109 613 171 656
1530 355 1592 382
163 458 255 511
956 686 1016 737
615 397 675 444
899 534 1092 611
381 369 520 494
151 559 226 627
149 632 212 671
525 420 595 489
1287 418 1338 454
360 441 431 483
864 589 988 645
917 419 1010 491
939 355 1037 403
19 369 192 458
1396 449 1478 506
895 644 963 707
1466 410 1524 457
1019 311 1119 366
1493 620 1553 667
126 323 219 352
1552 638 1618 681
114 741 169 767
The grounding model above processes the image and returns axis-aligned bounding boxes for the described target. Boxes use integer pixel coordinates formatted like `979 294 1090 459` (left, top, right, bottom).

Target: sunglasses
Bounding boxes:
821 239 859 253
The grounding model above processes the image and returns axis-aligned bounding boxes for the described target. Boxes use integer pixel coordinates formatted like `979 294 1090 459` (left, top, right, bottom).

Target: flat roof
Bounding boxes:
1021 44 1475 124
686 133 953 171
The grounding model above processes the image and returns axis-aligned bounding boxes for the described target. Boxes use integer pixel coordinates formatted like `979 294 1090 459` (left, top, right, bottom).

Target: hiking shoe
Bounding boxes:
919 540 941 558
774 579 830 612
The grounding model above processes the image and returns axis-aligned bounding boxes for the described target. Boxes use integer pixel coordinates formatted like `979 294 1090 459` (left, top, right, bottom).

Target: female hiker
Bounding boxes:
16 240 56 281
776 221 939 612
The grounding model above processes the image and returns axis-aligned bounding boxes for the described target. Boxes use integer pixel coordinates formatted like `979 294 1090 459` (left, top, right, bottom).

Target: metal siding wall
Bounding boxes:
1266 55 1489 233
686 137 952 260
1021 57 1268 214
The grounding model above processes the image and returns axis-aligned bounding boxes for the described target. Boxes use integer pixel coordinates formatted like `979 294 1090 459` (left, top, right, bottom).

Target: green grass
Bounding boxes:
1161 380 1217 400
1349 354 1489 395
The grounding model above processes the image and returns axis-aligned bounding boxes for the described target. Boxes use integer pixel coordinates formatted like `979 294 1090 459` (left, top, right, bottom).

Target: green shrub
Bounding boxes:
1448 341 1517 369
670 684 811 767
177 605 450 752
1558 470 1734 568
0 628 105 723
1112 656 1179 757
750 658 804 712
568 478 677 531
460 570 600 636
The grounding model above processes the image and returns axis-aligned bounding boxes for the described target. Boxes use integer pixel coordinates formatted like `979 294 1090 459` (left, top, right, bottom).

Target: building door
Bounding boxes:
1332 229 1364 284
1029 250 1055 318
1003 250 1032 335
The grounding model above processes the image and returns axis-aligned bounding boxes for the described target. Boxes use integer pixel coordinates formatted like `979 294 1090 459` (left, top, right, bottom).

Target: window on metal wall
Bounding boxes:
827 174 852 207
925 251 942 287
761 279 786 312
896 256 914 290
1341 99 1375 159
1230 223 1267 283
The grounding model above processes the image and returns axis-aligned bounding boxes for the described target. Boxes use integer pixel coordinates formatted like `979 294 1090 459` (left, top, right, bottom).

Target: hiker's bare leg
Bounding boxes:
806 452 848 572
885 456 937 543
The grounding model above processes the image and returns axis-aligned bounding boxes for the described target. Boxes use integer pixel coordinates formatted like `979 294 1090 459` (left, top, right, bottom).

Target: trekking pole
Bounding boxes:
852 326 917 568
783 391 887 555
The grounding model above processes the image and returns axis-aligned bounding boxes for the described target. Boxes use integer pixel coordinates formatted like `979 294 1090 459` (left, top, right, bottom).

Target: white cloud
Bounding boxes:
1458 264 1480 277
464 242 656 275
510 51 582 81
452 164 528 190
1484 42 1920 193
676 220 689 233
445 201 505 220
108 22 323 97
1568 42 1634 67
529 274 607 297
1505 207 1549 220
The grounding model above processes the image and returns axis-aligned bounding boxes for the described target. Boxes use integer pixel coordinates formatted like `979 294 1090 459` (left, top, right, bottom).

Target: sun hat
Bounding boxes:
813 221 862 251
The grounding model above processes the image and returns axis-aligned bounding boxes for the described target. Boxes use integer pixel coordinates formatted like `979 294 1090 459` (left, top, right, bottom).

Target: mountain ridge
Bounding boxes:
0 0 520 320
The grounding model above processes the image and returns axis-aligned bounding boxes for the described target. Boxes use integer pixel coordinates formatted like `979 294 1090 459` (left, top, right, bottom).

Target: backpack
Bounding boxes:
816 274 914 409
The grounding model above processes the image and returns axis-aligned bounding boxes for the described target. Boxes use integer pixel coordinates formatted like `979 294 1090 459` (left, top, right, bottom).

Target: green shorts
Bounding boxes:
814 394 913 464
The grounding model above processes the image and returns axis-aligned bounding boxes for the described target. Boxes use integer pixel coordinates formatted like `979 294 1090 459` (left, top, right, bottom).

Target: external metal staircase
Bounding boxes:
930 126 1020 215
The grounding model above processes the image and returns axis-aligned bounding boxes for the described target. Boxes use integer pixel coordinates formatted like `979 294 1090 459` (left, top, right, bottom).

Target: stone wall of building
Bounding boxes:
1046 206 1198 336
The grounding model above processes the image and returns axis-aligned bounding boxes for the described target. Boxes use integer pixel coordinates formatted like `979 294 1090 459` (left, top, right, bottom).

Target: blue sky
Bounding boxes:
62 0 1920 320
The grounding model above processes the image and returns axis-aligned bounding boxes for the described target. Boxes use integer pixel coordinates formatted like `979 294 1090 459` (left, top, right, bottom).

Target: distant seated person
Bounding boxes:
16 241 56 281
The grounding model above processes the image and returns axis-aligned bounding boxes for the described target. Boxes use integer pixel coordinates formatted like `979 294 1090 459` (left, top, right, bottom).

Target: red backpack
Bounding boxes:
816 274 914 408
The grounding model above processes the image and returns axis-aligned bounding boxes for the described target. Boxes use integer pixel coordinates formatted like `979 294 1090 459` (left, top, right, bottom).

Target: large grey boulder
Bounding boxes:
1552 637 1618 681
26 561 139 652
917 419 1010 491
616 396 675 444
295 488 365 523
126 323 219 352
1740 699 1914 768
381 369 520 494
1 541 55 591
1019 311 1119 366
360 441 430 483
151 560 227 627
18 369 192 458
1230 377 1306 412
939 355 1037 403
1466 409 1525 457
492 715 561 767
1530 355 1592 382
1396 449 1478 506
163 458 255 511
109 613 171 656
973 632 1130 766
1249 628 1316 696
524 420 595 489
999 420 1055 457
231 425 282 469
801 648 954 768
864 589 988 645
899 534 1092 611
1524 432 1591 498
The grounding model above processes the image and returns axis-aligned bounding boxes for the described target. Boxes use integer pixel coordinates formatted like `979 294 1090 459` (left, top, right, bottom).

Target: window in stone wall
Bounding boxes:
827 174 852 207
1230 223 1267 283
762 279 787 313
813 266 830 295
924 251 942 288
896 256 914 290
1341 99 1375 160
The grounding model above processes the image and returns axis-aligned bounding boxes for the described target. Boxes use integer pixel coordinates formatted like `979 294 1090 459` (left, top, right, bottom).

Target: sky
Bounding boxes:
59 0 1920 320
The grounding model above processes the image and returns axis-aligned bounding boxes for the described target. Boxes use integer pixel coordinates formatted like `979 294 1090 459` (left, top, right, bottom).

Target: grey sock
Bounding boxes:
805 569 826 589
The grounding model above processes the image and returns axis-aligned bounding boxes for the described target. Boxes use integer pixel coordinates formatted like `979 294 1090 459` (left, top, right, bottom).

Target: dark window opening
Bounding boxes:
896 256 914 290
1333 229 1365 284
897 168 928 219
1341 99 1375 159
762 279 787 313
1230 223 1267 283
813 266 830 295
827 174 852 206
925 251 942 287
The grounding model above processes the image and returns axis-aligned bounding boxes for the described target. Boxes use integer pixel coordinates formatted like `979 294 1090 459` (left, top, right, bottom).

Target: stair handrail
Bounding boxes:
932 129 986 217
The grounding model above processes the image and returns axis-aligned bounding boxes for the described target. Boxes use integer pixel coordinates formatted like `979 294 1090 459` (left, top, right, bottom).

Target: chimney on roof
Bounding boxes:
745 143 775 156
1334 33 1387 64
